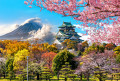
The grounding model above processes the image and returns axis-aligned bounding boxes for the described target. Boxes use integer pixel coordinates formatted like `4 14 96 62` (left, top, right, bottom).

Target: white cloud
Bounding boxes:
74 24 91 41
81 35 90 41
0 24 18 36
78 33 90 41
78 33 92 45
0 18 55 44
21 17 41 25
74 24 95 31
28 24 55 44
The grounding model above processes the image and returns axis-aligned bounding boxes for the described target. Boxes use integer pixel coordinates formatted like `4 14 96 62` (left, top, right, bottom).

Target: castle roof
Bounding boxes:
56 22 83 43
58 22 75 28
59 30 81 38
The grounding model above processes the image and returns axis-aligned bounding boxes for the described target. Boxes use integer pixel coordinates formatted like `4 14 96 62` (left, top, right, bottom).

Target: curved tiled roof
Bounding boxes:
58 22 75 28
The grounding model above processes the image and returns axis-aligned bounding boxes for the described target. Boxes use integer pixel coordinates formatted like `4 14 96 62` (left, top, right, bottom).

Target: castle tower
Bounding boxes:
54 22 83 44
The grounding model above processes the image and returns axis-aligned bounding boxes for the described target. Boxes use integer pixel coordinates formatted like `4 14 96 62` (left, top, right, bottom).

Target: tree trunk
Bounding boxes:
99 77 102 81
57 72 59 80
87 77 89 81
46 76 47 80
40 73 42 80
80 73 82 81
3 72 5 78
37 73 39 80
65 77 67 81
73 77 75 81
87 74 90 81
23 75 24 81
49 78 50 81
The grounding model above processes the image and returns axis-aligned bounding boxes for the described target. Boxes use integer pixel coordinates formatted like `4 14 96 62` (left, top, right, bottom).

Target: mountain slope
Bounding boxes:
0 18 42 40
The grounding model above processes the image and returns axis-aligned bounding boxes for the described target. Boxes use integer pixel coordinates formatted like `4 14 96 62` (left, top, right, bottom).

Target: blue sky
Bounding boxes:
0 0 85 34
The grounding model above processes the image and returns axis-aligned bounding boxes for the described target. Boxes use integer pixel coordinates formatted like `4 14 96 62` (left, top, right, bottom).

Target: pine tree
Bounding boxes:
59 62 77 81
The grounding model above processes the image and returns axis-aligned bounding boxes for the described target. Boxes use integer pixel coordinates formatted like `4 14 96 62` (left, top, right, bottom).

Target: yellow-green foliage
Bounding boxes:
32 43 58 53
62 39 78 50
0 48 3 52
114 46 120 55
47 44 58 53
5 41 30 55
13 49 30 71
52 50 76 74
83 43 105 55
81 41 89 48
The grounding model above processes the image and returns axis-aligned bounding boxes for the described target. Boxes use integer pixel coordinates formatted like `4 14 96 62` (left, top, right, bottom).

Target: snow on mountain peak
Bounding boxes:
21 18 41 25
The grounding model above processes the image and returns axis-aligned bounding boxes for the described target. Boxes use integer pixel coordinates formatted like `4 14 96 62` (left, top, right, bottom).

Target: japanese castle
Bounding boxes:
54 22 83 44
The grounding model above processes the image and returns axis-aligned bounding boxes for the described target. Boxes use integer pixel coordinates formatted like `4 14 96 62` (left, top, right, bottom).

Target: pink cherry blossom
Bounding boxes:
29 6 32 8
88 18 120 45
24 0 120 44
24 1 28 5
75 50 120 75
24 0 120 24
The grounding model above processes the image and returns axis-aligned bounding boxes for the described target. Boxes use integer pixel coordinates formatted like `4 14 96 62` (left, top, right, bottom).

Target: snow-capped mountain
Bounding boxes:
0 18 42 40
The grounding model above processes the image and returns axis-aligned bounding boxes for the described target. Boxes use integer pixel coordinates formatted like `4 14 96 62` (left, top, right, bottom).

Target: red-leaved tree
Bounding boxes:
41 52 57 70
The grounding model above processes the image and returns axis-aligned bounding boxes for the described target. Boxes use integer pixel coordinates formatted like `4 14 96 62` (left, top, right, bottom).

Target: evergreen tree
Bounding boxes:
52 50 77 74
59 62 77 81
41 67 52 80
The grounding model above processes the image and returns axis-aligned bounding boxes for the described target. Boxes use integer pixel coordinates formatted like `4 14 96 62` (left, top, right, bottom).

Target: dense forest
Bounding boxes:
0 39 120 81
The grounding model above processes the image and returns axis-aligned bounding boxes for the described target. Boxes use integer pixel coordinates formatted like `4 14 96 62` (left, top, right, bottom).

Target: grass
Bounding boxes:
0 78 96 81
1 79 120 81
0 77 120 81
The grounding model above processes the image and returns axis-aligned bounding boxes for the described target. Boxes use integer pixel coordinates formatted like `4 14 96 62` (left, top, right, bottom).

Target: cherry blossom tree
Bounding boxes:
24 0 120 24
88 19 120 45
24 0 120 44
75 50 120 81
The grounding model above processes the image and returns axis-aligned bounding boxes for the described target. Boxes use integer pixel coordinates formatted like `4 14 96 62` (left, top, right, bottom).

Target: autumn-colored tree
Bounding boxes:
47 44 59 53
82 41 89 48
5 40 30 56
77 41 89 52
83 43 105 55
0 40 5 49
62 39 78 50
41 52 57 70
39 43 49 51
0 40 13 48
113 46 120 63
114 46 120 55
30 45 46 63
13 49 31 71
105 43 116 50
0 48 4 57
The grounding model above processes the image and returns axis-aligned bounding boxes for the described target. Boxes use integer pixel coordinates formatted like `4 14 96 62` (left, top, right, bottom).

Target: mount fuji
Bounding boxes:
0 18 42 40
